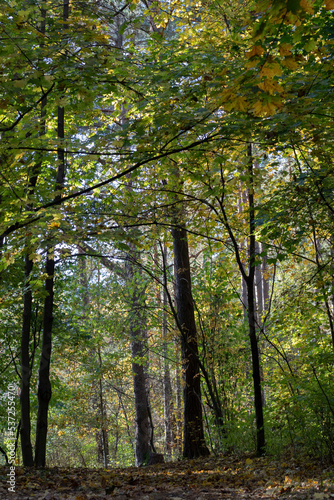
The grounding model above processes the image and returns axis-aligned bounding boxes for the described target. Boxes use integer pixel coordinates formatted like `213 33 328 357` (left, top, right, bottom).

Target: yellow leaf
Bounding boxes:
28 252 42 263
325 0 334 9
246 45 264 58
253 99 278 116
245 458 253 465
257 79 283 95
300 0 314 13
224 95 249 112
260 62 282 78
282 57 299 70
279 43 293 57
48 221 60 229
234 96 249 112
4 252 15 264
94 33 108 43
57 97 68 107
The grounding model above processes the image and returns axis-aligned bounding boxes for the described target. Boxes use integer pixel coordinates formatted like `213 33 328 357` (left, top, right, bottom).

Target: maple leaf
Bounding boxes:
253 99 278 116
279 44 293 57
257 79 284 95
28 252 42 263
246 45 265 58
260 62 282 78
300 0 314 14
282 56 300 70
225 95 249 112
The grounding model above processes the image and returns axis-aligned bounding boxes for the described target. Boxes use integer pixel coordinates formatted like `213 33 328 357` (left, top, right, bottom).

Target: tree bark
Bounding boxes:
34 250 54 466
261 243 270 313
219 144 265 455
172 225 209 458
246 144 265 456
255 241 263 323
20 254 34 466
175 345 183 455
238 185 248 320
162 246 173 458
97 347 109 468
126 257 151 466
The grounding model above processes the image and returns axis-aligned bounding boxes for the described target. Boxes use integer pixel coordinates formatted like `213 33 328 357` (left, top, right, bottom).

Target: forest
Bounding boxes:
0 0 334 481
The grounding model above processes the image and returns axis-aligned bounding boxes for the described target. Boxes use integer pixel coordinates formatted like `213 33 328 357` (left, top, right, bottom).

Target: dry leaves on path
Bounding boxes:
0 455 333 500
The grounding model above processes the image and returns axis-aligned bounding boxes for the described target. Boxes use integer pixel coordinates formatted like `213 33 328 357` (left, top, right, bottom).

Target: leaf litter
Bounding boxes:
0 455 333 500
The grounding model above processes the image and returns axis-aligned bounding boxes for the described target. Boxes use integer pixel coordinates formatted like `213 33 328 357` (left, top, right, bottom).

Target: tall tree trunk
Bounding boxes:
126 257 151 466
162 245 173 458
255 242 266 407
331 238 334 350
20 254 34 466
97 347 109 468
238 185 248 319
261 243 270 314
219 144 265 456
246 144 265 456
175 344 183 456
255 242 263 323
96 269 109 467
172 225 209 458
131 315 151 466
34 249 54 466
312 228 334 351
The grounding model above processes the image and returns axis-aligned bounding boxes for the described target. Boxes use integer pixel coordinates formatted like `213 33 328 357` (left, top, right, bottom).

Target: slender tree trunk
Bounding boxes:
218 146 265 456
261 243 270 313
255 242 266 407
312 230 334 351
255 242 263 322
126 257 151 466
97 347 109 468
246 144 265 456
331 238 334 319
172 225 209 458
238 185 248 319
34 250 54 467
20 254 34 466
162 246 173 458
131 320 151 466
175 345 183 455
0 193 3 250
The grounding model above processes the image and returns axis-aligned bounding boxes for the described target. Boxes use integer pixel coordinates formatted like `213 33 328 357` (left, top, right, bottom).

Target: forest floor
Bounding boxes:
0 454 333 500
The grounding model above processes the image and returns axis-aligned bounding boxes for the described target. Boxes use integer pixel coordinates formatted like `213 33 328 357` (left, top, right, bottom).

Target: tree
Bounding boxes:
171 220 209 458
